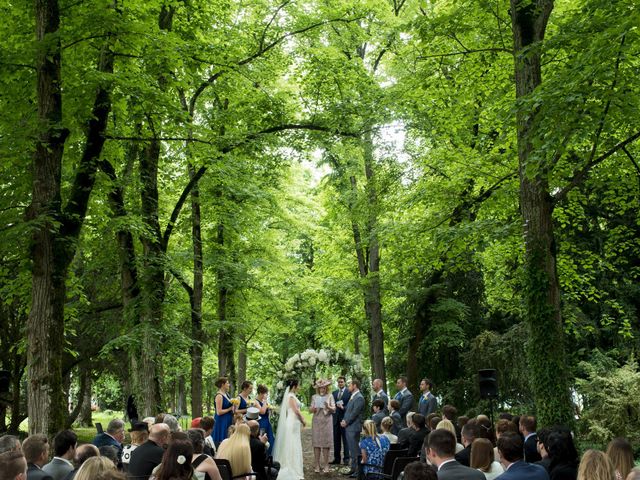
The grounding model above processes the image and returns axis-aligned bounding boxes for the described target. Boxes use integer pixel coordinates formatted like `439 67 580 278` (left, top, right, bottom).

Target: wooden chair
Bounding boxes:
361 448 409 480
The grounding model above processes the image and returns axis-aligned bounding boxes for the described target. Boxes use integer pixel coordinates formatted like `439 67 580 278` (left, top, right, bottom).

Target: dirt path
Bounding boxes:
301 427 346 480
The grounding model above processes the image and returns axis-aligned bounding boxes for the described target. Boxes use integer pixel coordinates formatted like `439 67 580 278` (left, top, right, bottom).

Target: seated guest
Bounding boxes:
74 457 117 480
425 429 484 480
187 428 221 480
92 419 125 467
388 400 403 435
496 432 549 480
162 415 180 434
43 430 77 480
0 451 28 480
199 417 216 456
149 439 195 480
407 414 429 457
606 438 634 480
359 420 391 475
0 435 21 454
475 416 495 445
398 412 416 449
122 422 149 472
547 429 578 480
535 428 552 471
455 421 479 467
23 434 53 480
494 419 519 463
99 446 119 467
62 444 99 480
128 423 171 479
403 461 437 480
576 450 615 480
626 468 640 480
428 416 442 432
371 400 386 433
436 420 463 453
247 420 275 480
470 438 503 480
380 417 398 444
216 423 252 477
442 405 460 442
519 416 541 463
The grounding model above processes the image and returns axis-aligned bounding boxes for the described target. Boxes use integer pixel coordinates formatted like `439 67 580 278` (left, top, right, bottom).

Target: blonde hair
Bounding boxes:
75 457 116 480
470 438 494 472
217 423 251 475
363 420 378 438
380 417 394 433
436 419 457 437
606 438 635 480
577 450 615 480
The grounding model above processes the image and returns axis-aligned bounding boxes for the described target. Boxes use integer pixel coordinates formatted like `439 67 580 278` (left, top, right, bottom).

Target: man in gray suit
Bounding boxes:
417 378 437 417
43 430 77 480
426 429 484 480
371 379 389 414
23 434 53 480
394 377 414 428
340 379 365 478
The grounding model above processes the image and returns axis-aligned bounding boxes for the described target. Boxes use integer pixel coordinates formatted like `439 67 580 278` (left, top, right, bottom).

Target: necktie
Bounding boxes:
338 389 344 400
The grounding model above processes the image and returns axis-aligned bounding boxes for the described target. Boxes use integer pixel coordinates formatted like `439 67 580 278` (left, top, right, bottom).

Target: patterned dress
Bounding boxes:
359 435 391 474
311 394 335 448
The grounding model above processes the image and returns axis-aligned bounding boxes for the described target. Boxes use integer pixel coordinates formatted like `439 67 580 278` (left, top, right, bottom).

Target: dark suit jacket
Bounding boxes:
407 427 429 457
249 436 268 480
42 458 73 480
536 457 552 472
27 464 54 480
436 460 485 480
549 461 578 480
524 434 542 463
454 445 471 467
127 439 165 478
332 388 352 425
498 461 550 480
397 427 413 449
92 432 123 465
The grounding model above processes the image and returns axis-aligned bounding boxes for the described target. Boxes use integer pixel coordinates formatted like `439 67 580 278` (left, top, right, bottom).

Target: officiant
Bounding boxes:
310 378 336 473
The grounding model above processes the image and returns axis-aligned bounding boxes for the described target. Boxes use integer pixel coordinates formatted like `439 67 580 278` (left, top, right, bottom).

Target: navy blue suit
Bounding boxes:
497 461 550 480
332 387 351 463
91 432 123 466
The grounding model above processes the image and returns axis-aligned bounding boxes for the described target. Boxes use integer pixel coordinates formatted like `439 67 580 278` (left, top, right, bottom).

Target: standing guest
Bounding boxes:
212 377 234 447
359 420 391 476
128 423 171 479
23 434 53 480
394 377 414 428
388 400 403 435
122 422 149 472
455 421 479 467
606 438 634 480
380 417 398 444
470 438 503 480
535 429 552 472
403 461 437 480
92 419 125 467
310 378 336 473
341 379 365 477
519 416 541 463
149 439 196 480
371 379 389 414
371 400 386 433
216 424 252 477
576 450 615 480
436 420 463 453
254 385 275 455
546 429 578 480
187 428 222 480
425 429 484 480
43 430 77 480
495 432 549 480
0 450 28 480
494 420 519 464
331 376 351 466
0 435 21 454
74 457 117 480
61 444 99 480
407 414 429 457
418 379 437 417
236 381 253 416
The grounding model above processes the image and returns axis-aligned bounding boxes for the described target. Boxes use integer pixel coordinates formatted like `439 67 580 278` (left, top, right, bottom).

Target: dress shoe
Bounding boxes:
343 459 351 465
329 460 341 465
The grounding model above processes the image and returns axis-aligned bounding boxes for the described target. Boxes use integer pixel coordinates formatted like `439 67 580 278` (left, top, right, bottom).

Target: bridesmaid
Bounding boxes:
254 384 275 454
212 377 234 447
236 381 253 416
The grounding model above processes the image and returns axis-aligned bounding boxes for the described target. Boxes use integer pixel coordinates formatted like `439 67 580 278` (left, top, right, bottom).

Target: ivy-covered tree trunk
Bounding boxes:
217 222 236 387
510 0 573 426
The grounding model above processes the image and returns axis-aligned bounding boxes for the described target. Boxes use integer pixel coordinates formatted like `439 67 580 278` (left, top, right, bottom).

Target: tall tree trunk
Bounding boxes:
217 222 236 388
237 342 247 386
510 0 573 426
79 367 93 427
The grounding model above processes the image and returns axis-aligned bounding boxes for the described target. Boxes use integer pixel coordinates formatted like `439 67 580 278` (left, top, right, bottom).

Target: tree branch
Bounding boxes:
417 47 511 59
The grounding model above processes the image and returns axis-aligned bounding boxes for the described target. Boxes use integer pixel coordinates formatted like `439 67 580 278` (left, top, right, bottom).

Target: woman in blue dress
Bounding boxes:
236 380 253 416
359 420 391 475
255 384 275 454
212 377 234 446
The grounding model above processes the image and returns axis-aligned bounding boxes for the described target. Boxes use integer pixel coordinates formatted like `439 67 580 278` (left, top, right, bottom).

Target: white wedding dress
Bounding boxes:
273 389 304 480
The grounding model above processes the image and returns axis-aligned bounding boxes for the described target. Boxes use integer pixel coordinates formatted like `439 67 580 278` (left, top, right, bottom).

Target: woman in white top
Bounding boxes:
380 417 398 444
471 438 504 480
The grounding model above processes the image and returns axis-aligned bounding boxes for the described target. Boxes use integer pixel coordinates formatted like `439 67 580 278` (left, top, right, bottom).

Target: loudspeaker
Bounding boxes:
0 371 10 393
479 369 498 399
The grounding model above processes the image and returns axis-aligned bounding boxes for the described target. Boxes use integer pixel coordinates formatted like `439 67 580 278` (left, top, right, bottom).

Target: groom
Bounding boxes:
341 379 364 478
331 377 351 465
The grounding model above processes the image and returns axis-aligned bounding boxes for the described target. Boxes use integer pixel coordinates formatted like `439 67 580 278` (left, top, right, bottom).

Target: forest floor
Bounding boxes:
301 427 348 480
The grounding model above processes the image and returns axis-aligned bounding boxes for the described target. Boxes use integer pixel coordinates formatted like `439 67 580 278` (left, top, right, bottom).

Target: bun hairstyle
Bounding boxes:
286 379 299 389
215 377 229 388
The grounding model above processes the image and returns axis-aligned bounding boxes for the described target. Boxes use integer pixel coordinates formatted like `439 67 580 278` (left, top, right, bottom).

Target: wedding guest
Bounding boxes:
128 423 171 479
0 435 21 454
237 381 253 416
576 450 615 480
23 434 52 480
494 419 519 463
476 415 496 444
150 439 195 480
388 400 403 435
371 400 386 433
43 430 77 480
455 421 479 467
331 377 351 465
394 377 414 428
98 447 118 468
547 429 578 480
359 420 390 476
247 420 272 480
428 416 441 432
254 385 274 455
626 468 640 480
380 417 398 444
122 421 149 472
470 438 504 480
216 423 252 477
192 417 216 456
418 379 437 417
187 429 221 480
92 419 125 467
212 377 234 447
519 416 541 463
61 444 98 480
426 429 484 480
371 379 389 414
436 419 463 453
406 414 429 457
310 378 336 473
442 405 461 442
74 457 117 480
0 451 27 480
162 415 180 433
398 412 415 449
403 461 437 480
606 438 634 480
535 428 552 471
496 432 549 480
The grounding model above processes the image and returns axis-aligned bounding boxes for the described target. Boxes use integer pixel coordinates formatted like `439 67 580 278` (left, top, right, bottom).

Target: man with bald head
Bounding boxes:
371 379 388 414
127 423 170 479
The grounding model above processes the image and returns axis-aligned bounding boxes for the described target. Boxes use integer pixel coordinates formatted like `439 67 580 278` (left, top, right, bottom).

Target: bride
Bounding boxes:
273 379 306 480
